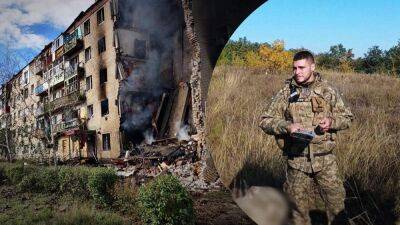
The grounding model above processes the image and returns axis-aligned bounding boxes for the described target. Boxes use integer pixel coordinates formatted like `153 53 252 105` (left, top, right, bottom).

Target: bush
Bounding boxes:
138 175 194 225
112 181 140 218
88 167 118 205
38 167 60 193
4 163 34 185
58 166 91 198
17 167 60 193
17 172 40 192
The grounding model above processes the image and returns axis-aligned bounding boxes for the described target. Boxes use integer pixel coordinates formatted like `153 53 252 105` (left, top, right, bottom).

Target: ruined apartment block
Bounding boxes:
0 0 195 161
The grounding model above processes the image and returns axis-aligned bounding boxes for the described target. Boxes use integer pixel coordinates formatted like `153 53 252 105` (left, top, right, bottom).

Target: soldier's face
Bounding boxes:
293 59 315 84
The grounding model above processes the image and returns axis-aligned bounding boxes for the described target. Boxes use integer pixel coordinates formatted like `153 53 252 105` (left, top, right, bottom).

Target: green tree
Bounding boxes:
385 41 400 76
356 46 386 74
217 37 262 66
317 44 354 72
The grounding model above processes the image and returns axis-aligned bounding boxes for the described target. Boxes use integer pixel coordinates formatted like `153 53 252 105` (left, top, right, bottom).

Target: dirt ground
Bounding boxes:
193 190 256 225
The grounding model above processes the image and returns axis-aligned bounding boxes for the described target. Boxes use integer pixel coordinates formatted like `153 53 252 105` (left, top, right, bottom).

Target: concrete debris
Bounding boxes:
114 137 222 192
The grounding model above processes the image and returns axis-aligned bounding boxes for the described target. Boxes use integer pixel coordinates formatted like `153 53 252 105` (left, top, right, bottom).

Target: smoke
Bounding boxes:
118 0 183 144
175 122 190 141
143 130 155 145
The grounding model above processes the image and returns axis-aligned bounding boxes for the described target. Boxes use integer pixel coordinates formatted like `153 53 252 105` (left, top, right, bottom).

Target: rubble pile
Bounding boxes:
114 137 222 191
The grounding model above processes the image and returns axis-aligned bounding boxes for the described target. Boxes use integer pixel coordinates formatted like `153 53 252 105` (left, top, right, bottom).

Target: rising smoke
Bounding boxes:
118 0 183 145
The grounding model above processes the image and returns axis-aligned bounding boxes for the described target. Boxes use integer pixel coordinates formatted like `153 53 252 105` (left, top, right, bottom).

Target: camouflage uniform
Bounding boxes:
259 73 354 225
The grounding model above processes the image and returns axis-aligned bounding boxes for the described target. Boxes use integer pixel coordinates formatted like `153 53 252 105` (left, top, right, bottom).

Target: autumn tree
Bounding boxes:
258 40 293 73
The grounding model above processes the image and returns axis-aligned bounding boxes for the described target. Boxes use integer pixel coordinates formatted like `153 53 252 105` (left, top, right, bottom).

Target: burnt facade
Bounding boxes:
0 0 268 163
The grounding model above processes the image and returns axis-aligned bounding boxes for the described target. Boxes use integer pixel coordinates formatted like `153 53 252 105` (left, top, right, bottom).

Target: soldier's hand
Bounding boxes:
286 123 302 134
319 117 332 132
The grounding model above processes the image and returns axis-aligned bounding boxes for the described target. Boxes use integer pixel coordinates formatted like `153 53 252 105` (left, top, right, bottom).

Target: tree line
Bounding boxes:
217 37 400 76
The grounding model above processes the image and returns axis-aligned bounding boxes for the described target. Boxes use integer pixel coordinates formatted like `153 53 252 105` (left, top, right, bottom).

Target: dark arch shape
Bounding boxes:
192 0 268 98
181 0 268 158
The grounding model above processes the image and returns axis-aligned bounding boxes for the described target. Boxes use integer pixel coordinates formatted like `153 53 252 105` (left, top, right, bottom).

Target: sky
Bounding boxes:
0 0 399 72
0 0 94 70
231 0 400 57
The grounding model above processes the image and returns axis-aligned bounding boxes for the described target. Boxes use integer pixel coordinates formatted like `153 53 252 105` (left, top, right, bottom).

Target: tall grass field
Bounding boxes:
206 66 400 224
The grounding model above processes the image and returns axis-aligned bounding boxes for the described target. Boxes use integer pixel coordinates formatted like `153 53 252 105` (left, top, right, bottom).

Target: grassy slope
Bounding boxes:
0 185 132 225
206 66 400 222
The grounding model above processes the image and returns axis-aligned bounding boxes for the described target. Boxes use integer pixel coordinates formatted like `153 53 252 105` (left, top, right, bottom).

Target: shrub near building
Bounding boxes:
0 162 118 205
138 175 195 225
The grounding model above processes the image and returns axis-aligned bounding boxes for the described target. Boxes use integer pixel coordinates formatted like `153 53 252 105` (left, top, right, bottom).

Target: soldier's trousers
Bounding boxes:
283 155 345 225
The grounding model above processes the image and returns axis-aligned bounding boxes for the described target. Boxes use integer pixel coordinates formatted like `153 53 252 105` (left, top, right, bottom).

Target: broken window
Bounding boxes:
100 68 107 85
102 133 111 151
101 99 109 116
134 39 147 59
98 37 106 54
84 20 90 36
97 7 105 25
87 104 93 118
86 76 92 91
85 47 91 62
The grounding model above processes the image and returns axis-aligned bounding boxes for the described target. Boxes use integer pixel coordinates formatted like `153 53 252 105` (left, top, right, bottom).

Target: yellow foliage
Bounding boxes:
258 40 294 73
338 60 354 73
231 53 246 67
245 51 264 68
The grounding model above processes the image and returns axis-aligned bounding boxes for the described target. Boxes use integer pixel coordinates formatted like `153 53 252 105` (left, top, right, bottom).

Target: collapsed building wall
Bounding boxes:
114 0 194 148
113 0 268 183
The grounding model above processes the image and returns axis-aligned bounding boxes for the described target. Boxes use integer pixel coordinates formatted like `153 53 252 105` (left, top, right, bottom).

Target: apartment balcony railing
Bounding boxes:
44 63 64 86
64 32 83 55
50 73 64 87
52 118 80 134
48 84 85 112
50 64 64 86
43 70 51 81
64 65 84 80
34 82 48 95
65 80 80 95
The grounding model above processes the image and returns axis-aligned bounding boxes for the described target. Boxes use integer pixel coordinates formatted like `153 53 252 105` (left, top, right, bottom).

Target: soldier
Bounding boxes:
259 51 354 225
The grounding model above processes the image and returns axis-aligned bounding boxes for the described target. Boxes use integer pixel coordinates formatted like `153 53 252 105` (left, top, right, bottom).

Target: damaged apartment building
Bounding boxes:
0 0 196 161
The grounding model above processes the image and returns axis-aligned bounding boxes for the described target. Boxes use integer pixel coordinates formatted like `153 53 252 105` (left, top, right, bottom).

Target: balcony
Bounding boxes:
64 32 83 55
48 83 85 112
52 118 80 134
33 60 44 75
49 64 64 87
65 80 80 95
34 82 48 95
65 65 84 80
43 70 51 81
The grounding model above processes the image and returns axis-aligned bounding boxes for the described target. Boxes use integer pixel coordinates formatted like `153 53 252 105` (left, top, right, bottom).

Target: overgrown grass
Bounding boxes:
206 66 400 222
0 163 194 225
0 191 129 225
0 162 118 205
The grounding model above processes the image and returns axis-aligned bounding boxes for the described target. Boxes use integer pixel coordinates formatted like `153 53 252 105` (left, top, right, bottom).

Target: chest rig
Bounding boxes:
285 80 333 143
